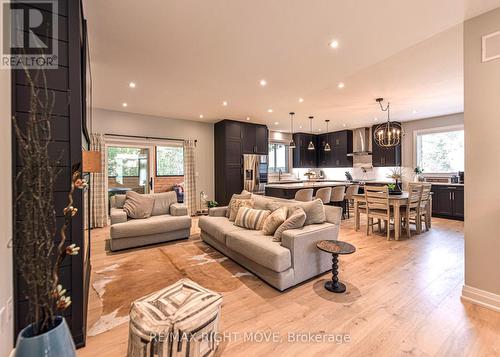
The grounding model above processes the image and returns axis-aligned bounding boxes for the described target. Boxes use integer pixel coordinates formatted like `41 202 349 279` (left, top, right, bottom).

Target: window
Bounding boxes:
156 145 184 176
268 143 289 173
416 128 464 173
107 147 143 177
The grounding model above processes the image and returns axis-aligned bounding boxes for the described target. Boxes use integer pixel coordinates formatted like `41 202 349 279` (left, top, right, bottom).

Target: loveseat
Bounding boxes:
198 194 342 291
109 191 191 251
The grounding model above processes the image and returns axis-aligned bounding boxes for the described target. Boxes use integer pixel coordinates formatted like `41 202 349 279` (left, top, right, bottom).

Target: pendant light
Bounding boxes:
373 98 403 148
307 116 315 150
324 120 331 152
289 112 296 148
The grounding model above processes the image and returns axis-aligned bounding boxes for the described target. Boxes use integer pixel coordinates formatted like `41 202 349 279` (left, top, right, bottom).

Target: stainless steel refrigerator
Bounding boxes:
243 154 268 194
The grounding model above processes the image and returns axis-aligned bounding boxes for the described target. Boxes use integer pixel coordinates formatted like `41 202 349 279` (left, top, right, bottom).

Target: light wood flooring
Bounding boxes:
78 216 500 357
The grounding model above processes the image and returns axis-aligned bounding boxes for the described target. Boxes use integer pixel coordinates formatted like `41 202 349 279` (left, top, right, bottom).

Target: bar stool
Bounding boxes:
294 188 314 202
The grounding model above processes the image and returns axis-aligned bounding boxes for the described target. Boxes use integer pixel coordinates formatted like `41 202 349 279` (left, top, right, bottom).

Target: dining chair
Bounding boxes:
401 183 423 238
344 184 360 218
418 183 432 231
364 185 393 240
294 188 314 202
315 187 332 204
330 186 347 218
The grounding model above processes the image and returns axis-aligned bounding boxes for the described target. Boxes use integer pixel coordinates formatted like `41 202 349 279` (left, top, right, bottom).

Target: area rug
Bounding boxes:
88 235 255 336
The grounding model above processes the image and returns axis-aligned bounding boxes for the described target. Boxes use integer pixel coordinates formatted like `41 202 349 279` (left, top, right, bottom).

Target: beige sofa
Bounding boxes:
198 195 342 291
109 191 191 251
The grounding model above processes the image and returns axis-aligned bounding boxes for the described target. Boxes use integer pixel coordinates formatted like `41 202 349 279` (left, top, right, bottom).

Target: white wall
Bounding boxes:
463 7 500 304
93 108 215 203
0 67 13 352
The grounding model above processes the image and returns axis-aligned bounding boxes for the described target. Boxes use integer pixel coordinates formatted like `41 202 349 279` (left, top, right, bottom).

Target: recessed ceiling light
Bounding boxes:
343 123 346 127
299 125 303 129
246 117 250 121
318 129 322 132
338 82 345 89
129 82 136 88
374 117 378 122
412 109 418 114
222 101 228 106
274 121 279 125
199 114 204 119
259 79 267 86
329 40 339 49
298 98 304 103
122 102 128 107
268 109 273 113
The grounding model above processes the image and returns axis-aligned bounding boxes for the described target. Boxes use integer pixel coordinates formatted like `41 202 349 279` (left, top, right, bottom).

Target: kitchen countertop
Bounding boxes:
265 181 350 189
427 182 464 186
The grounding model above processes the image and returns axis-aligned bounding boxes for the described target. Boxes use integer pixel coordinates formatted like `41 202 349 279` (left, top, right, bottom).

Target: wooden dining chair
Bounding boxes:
401 183 423 238
418 183 432 232
364 185 393 240
315 187 332 204
294 188 313 202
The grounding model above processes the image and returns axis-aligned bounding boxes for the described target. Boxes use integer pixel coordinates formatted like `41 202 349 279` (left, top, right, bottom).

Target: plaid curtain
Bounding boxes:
90 133 107 227
183 140 197 215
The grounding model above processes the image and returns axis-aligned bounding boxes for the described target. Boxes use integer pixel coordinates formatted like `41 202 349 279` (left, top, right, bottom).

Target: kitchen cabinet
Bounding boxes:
431 185 464 220
294 130 352 168
371 124 402 167
292 133 317 168
242 122 269 155
215 120 269 205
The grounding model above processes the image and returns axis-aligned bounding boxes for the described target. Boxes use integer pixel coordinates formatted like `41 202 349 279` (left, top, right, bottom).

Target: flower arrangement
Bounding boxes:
13 68 83 336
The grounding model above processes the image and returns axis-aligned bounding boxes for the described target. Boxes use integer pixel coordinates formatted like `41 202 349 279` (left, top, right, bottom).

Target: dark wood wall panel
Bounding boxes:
12 0 88 349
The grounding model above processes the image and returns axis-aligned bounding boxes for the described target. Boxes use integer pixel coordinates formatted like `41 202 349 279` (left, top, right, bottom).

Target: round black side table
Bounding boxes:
316 240 356 293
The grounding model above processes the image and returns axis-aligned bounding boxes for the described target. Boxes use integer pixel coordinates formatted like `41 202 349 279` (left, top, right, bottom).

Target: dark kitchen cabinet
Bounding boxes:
297 130 352 168
431 185 464 220
371 124 402 167
292 133 317 168
215 120 269 205
242 123 269 155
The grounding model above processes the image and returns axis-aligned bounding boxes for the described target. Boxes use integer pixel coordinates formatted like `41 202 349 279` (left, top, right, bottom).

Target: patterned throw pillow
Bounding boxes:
273 207 307 241
234 207 271 230
228 198 254 221
226 191 252 218
261 207 287 235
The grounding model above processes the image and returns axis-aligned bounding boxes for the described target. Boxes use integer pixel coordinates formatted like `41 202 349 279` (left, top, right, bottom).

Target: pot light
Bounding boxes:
374 117 378 122
268 109 273 113
222 101 228 106
299 125 302 129
259 79 267 86
246 117 251 121
199 114 204 119
129 82 136 88
298 98 304 103
412 109 418 114
329 40 339 49
338 82 345 89
274 121 279 125
122 102 128 107
343 123 346 127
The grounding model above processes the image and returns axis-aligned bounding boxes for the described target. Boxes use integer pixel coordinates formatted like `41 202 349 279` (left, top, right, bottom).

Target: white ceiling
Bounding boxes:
84 0 500 131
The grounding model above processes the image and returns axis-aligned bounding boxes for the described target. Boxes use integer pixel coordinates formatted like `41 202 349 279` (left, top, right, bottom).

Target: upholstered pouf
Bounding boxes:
127 279 223 357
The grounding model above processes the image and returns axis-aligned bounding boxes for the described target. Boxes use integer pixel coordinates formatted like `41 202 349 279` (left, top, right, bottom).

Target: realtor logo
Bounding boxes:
1 0 58 68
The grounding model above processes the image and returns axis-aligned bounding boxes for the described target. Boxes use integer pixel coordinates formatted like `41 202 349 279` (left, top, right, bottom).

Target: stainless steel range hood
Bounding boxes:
347 127 372 156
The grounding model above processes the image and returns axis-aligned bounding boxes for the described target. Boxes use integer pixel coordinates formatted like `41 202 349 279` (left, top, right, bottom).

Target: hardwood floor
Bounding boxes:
78 216 500 357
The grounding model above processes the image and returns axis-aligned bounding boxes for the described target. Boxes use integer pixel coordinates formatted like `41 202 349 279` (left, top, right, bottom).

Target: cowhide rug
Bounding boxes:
88 235 255 336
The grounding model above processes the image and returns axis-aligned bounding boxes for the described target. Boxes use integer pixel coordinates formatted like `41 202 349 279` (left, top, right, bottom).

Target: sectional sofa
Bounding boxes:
198 194 342 291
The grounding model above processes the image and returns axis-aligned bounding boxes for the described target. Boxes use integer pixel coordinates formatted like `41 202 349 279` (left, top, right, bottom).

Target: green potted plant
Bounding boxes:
207 200 219 209
13 70 82 357
414 166 424 182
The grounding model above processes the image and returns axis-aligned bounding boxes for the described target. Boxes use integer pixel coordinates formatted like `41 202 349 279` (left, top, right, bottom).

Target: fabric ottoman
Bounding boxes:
127 279 223 357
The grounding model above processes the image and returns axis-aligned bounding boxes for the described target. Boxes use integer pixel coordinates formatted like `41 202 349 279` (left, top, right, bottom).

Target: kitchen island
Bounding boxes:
265 180 395 200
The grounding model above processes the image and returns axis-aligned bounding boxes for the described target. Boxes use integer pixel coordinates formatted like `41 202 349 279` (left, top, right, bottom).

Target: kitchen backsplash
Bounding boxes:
292 166 415 181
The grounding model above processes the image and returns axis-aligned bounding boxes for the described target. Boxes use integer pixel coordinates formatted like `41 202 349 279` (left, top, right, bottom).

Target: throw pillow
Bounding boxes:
273 207 307 241
123 191 155 219
228 198 254 221
262 207 287 235
293 198 326 225
234 207 271 230
226 191 252 218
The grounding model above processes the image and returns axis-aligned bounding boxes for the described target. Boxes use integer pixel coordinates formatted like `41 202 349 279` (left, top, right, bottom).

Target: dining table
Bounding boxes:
352 192 432 241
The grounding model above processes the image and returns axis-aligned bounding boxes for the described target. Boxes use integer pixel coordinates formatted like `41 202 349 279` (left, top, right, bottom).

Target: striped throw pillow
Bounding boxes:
234 207 271 230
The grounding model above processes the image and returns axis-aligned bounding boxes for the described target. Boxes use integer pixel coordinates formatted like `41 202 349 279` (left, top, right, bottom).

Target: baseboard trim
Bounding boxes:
461 285 500 313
